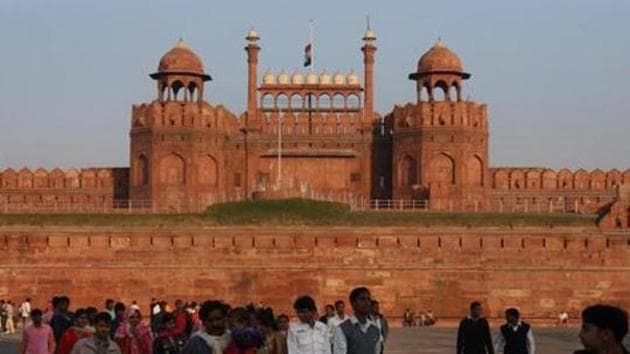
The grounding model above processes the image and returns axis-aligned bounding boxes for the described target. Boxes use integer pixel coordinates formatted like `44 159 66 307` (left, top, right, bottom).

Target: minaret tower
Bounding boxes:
245 29 260 131
361 27 377 130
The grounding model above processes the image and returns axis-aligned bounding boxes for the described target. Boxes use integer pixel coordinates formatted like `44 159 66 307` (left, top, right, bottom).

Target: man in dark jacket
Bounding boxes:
575 304 628 354
494 308 535 354
457 301 494 354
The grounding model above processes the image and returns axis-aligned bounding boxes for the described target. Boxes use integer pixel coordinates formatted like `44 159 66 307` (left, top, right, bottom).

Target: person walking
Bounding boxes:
70 312 121 354
494 308 535 354
575 304 628 354
20 298 32 329
181 300 232 354
57 308 94 354
19 309 55 354
5 300 16 335
456 301 494 354
288 296 330 354
114 309 153 354
333 287 382 354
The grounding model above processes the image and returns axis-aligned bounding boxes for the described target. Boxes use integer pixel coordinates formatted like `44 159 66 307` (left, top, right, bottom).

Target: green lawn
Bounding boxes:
0 199 597 227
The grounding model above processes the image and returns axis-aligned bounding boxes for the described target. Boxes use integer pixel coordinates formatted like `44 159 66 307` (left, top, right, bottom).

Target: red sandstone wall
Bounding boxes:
489 168 630 213
0 168 128 212
1 226 628 323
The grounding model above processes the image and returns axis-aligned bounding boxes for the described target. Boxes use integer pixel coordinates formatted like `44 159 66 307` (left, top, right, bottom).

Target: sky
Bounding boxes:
0 0 628 171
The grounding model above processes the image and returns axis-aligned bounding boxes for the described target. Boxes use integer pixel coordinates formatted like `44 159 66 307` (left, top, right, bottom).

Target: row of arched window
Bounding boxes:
260 93 361 110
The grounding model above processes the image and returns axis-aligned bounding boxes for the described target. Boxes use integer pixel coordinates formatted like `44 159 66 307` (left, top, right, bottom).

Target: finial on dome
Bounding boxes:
435 37 446 48
175 38 191 50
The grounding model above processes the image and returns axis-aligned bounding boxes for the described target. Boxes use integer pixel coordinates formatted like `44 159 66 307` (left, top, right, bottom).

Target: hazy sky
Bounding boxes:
0 0 628 171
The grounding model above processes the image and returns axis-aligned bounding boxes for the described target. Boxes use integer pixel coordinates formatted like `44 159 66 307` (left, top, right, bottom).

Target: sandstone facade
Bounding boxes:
1 226 628 323
0 30 628 216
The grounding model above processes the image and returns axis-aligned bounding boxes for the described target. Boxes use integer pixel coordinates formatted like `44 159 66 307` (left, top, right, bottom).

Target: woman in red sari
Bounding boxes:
57 308 94 354
115 308 153 354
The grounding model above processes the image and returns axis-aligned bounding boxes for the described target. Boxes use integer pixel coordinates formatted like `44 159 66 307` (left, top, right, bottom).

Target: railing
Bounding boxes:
0 195 609 215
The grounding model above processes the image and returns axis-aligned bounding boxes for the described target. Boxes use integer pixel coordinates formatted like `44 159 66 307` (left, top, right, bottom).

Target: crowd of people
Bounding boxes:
13 287 390 354
4 289 628 354
402 309 436 327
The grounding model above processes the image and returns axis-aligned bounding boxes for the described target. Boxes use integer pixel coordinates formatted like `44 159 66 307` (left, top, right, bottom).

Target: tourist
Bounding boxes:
57 308 94 354
110 302 126 339
129 301 140 312
319 305 335 325
172 299 192 338
456 301 494 354
575 304 628 354
70 312 121 354
85 307 99 328
494 308 535 354
371 300 389 354
50 296 73 345
0 299 6 333
277 314 290 335
557 311 569 328
20 298 32 329
105 300 116 320
5 300 16 335
181 300 232 354
154 313 186 354
333 287 382 354
256 307 285 354
151 302 167 335
288 295 330 354
402 309 415 327
327 300 349 345
114 309 153 354
425 309 436 326
19 308 55 354
225 306 264 354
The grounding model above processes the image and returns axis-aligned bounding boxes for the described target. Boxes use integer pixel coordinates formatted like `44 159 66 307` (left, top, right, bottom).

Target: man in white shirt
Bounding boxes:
333 287 382 354
288 295 331 354
19 298 31 329
494 308 536 354
327 300 349 344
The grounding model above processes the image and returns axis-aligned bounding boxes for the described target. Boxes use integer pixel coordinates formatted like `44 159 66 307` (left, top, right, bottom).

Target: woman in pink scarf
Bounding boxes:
114 309 153 354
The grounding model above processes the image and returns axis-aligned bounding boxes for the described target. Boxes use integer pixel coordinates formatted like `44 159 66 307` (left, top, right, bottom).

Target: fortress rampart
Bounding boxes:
1 226 628 322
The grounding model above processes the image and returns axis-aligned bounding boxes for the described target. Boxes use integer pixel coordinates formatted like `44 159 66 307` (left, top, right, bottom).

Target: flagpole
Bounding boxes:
277 107 282 189
309 20 314 73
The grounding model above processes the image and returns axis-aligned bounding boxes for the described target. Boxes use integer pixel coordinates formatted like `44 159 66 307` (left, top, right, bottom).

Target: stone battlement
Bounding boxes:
1 226 628 321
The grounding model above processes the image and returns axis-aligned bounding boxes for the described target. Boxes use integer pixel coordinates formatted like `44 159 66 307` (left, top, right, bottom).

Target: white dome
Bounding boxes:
291 71 304 84
347 71 359 85
246 29 259 41
306 72 318 84
277 70 289 84
319 71 332 85
262 71 276 84
364 29 376 40
333 72 346 85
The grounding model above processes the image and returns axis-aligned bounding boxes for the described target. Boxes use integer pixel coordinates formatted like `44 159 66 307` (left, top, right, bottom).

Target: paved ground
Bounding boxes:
2 327 627 354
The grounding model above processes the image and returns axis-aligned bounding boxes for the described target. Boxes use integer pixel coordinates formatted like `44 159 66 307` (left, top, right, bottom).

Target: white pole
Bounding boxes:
277 107 282 189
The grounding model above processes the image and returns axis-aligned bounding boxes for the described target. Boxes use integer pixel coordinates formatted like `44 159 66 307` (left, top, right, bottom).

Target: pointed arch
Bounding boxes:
400 155 417 187
134 154 149 186
432 152 455 184
468 155 483 186
198 154 218 187
160 153 186 185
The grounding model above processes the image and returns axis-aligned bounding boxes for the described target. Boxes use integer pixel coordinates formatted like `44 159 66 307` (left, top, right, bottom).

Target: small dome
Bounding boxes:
291 71 304 85
157 39 205 75
363 29 377 41
277 70 290 84
417 39 463 74
246 28 259 41
347 71 359 85
319 71 332 85
262 71 276 85
306 72 318 84
333 71 346 85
